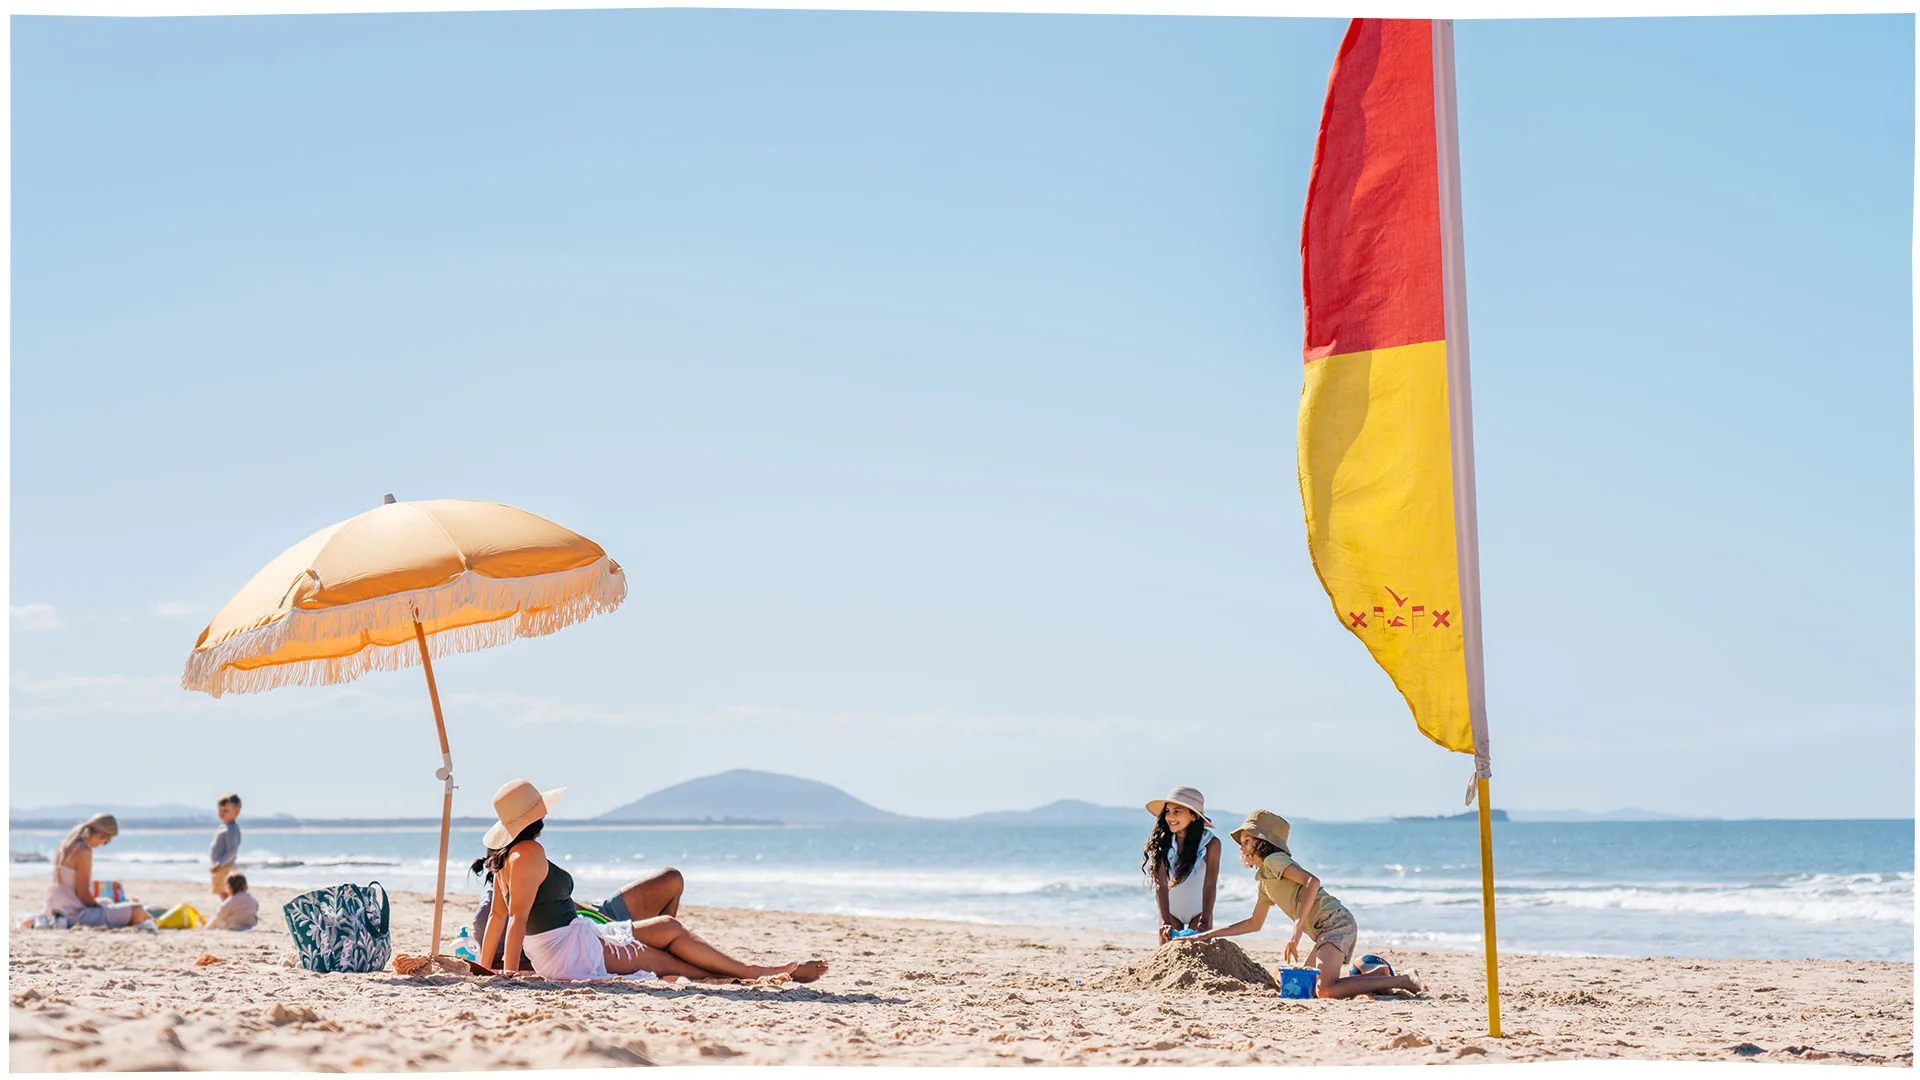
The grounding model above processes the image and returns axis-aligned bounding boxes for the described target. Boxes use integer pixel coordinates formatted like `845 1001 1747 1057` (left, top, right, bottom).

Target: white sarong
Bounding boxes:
522 917 610 981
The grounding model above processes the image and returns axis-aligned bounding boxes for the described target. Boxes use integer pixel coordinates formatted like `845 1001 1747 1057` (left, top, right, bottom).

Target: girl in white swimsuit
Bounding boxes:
1141 786 1221 943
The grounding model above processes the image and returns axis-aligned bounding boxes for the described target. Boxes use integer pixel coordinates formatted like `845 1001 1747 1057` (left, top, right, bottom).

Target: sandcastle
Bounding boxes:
1088 938 1279 995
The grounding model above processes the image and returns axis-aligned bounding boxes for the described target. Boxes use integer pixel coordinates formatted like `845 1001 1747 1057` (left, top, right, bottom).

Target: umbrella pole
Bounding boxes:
412 620 454 960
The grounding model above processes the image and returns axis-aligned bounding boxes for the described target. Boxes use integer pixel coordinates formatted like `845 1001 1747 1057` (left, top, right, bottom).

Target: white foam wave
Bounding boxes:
561 861 1144 897
97 852 204 865
1516 875 1913 925
249 855 406 869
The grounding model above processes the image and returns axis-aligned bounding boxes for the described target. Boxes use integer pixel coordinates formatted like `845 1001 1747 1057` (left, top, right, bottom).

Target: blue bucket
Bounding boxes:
1277 967 1319 999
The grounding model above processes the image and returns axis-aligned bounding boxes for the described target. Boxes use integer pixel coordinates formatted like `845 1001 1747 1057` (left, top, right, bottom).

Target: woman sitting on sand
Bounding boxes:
1142 786 1221 943
475 779 828 983
44 814 155 929
1194 810 1424 1000
469 864 686 971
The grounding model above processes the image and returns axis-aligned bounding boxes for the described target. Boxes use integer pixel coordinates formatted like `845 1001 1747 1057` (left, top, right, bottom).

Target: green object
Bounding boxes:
574 905 612 925
283 882 391 973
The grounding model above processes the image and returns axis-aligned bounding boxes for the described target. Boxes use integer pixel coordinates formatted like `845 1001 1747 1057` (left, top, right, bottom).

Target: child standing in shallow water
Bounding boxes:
1142 786 1222 943
1196 810 1424 1000
209 794 242 899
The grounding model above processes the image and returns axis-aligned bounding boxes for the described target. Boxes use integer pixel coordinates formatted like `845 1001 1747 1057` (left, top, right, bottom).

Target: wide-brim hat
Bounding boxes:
483 779 567 849
1230 809 1291 853
1145 786 1212 828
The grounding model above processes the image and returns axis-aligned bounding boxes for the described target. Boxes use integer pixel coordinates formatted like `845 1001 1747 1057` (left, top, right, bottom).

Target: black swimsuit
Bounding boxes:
512 842 578 936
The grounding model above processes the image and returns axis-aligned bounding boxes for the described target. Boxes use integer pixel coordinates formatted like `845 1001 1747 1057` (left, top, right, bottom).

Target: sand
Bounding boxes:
9 879 1913 1068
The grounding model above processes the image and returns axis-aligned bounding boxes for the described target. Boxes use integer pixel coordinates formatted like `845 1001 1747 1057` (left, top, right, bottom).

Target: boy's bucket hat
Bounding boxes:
1145 786 1212 827
483 779 567 849
1230 809 1291 854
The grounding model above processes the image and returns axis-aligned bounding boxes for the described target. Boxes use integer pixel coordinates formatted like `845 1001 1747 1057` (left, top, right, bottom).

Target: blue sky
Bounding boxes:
10 12 1913 821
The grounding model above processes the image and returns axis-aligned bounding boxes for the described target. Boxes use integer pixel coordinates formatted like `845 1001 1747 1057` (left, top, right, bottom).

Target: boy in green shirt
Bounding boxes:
1196 810 1425 1000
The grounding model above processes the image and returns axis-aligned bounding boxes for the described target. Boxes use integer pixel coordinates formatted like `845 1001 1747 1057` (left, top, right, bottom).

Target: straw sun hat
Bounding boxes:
1144 786 1212 827
483 779 567 849
1230 809 1292 854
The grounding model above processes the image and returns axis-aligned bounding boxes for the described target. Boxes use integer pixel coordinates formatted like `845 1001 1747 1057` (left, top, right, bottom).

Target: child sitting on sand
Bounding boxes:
1195 810 1424 999
1141 786 1221 943
206 873 259 930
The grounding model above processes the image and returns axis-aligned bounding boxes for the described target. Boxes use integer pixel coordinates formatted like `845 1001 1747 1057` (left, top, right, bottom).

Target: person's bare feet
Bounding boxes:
745 959 828 983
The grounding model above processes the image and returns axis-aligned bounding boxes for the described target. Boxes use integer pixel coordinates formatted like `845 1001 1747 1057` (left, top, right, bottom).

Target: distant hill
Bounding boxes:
965 800 1253 828
1507 809 1705 822
10 804 216 826
964 799 1142 825
1394 809 1511 824
597 769 913 825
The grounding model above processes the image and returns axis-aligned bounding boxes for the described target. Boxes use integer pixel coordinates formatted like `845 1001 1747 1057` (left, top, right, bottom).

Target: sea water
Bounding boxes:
10 819 1911 962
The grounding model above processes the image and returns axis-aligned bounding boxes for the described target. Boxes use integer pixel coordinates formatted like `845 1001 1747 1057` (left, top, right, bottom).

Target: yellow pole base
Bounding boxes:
1477 776 1503 1038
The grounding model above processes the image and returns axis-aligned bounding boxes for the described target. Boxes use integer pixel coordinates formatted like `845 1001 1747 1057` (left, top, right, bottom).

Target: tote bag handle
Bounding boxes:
364 881 390 937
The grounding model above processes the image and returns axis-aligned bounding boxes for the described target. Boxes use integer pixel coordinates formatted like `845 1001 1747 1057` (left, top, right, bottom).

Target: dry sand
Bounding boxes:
9 879 1913 1068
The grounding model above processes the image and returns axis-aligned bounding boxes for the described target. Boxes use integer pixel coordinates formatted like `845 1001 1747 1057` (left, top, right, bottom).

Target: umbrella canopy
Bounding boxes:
183 499 625 697
182 497 626 966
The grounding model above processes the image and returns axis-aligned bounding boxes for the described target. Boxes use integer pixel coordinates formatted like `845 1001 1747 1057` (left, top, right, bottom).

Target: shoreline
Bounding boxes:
10 878 1914 1068
7 872 1908 966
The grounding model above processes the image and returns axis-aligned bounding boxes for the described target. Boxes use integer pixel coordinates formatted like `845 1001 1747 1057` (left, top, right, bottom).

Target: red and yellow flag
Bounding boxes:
1298 18 1473 755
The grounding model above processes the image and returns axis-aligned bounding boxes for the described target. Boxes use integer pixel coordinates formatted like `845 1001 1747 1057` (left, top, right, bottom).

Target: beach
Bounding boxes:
9 879 1913 1068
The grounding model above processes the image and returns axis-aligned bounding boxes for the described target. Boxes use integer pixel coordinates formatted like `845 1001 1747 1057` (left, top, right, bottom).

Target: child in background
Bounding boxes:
209 794 242 898
207 873 258 930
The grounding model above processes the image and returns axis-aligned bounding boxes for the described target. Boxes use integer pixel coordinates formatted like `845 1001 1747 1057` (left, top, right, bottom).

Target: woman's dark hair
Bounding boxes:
469 819 544 881
1140 811 1203 886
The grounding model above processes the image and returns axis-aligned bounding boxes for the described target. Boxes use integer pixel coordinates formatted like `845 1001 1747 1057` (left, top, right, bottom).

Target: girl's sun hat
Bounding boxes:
483 779 567 850
1145 786 1212 827
1230 809 1291 854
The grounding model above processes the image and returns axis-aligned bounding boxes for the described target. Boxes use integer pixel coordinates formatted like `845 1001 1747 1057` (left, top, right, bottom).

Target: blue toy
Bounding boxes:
1277 967 1319 999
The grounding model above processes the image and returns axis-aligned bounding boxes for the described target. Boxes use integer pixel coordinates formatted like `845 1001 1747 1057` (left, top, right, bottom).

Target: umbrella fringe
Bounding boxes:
182 558 626 698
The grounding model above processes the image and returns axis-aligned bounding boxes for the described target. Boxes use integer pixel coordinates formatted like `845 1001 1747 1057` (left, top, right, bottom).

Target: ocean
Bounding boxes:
11 819 1911 962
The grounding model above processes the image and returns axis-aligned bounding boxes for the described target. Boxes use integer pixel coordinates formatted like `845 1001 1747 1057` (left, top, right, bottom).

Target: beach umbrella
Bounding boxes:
181 496 626 959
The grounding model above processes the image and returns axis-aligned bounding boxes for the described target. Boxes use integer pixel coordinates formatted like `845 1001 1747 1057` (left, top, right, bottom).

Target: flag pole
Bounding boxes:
1432 18 1502 1040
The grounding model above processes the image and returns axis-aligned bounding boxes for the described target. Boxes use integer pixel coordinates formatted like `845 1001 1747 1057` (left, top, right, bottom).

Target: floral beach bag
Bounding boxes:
283 882 391 973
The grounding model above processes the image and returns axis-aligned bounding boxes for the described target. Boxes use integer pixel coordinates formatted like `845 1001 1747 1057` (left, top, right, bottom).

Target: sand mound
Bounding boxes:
1088 939 1278 995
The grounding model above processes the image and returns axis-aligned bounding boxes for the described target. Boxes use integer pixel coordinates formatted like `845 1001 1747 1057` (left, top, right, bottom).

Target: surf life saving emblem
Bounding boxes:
1347 587 1453 632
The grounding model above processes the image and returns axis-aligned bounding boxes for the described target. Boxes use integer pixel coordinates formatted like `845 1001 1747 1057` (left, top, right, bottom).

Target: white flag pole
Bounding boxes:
1432 17 1501 1040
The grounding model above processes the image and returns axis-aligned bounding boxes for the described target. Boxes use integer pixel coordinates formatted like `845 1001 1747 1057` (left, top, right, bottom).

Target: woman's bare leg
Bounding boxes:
1309 944 1424 999
617 868 683 920
601 938 726 980
629 916 827 982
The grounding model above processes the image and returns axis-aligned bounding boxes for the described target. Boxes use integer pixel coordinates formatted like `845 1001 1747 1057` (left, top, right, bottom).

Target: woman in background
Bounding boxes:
45 814 155 929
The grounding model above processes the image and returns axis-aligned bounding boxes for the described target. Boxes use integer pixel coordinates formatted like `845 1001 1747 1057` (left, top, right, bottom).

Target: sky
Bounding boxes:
9 11 1914 822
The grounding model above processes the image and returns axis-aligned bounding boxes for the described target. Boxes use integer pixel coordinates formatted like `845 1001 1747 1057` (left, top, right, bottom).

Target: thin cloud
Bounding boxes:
11 604 62 632
152 601 206 618
442 691 641 727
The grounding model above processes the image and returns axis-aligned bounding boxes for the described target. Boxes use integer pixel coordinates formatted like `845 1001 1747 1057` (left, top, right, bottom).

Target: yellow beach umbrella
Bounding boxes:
182 496 626 958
